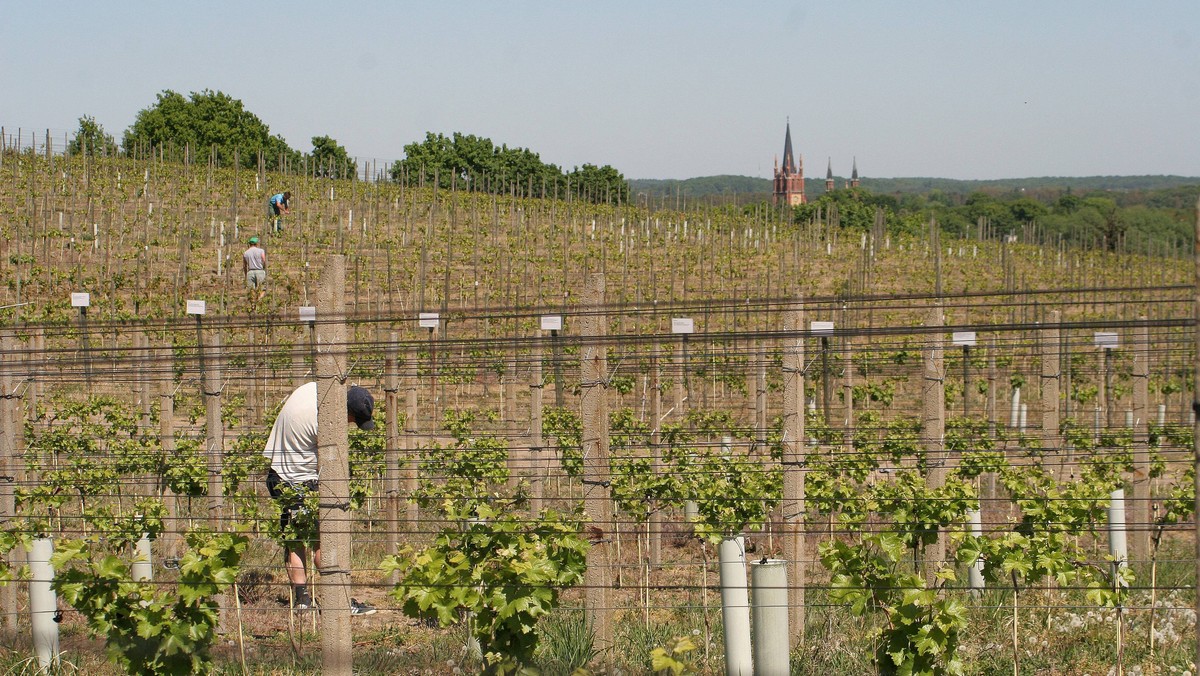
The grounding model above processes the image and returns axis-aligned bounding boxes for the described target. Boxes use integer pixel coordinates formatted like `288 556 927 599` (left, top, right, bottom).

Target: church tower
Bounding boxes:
850 157 860 188
825 158 835 193
773 121 805 206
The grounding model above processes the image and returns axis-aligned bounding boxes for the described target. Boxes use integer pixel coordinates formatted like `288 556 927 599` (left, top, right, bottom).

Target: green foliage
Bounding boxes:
412 410 516 510
543 407 582 477
67 116 118 156
821 533 968 675
678 445 780 544
52 529 248 676
22 396 156 518
383 502 589 674
872 471 976 550
122 89 299 169
649 636 700 675
267 481 319 545
309 135 356 178
390 131 627 203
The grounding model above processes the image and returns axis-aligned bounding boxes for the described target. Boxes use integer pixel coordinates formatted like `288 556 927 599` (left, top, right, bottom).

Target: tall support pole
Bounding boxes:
530 335 544 515
1131 317 1150 561
198 326 224 529
385 333 401 580
842 336 853 444
987 337 998 441
650 344 663 566
1191 195 1200 672
159 388 181 559
782 300 807 647
579 273 613 648
1041 311 1062 480
922 304 946 581
315 254 352 676
404 349 420 531
0 334 16 635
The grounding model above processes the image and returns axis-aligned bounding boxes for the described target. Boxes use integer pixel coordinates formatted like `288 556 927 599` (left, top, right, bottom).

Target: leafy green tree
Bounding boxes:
309 135 356 179
67 116 118 156
122 89 299 169
390 131 626 203
567 163 629 203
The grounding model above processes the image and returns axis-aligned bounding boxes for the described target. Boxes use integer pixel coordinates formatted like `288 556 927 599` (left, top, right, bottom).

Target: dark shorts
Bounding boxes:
267 468 318 534
270 203 282 216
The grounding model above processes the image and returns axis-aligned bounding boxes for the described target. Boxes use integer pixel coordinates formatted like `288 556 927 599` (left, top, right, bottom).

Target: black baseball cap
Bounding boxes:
347 385 376 431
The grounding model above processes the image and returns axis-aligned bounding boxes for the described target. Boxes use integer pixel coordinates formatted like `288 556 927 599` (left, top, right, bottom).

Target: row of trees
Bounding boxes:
64 90 627 201
789 184 1196 253
69 90 355 175
389 131 628 203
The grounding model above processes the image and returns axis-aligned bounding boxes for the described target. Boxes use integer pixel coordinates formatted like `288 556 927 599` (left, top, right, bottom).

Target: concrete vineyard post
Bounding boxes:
782 300 806 646
199 327 225 528
404 348 420 531
0 334 16 634
650 344 663 566
159 388 181 559
1041 311 1062 480
1191 195 1200 671
579 272 613 648
315 255 352 676
530 336 544 515
385 334 401 580
1132 317 1150 561
987 337 998 441
922 304 947 580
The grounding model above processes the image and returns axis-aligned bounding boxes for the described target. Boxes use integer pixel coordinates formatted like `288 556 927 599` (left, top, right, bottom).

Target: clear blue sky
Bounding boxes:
3 1 1198 180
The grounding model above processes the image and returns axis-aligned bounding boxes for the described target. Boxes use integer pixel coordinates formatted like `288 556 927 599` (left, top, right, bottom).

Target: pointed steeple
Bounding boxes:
825 157 835 192
851 157 860 188
781 120 797 174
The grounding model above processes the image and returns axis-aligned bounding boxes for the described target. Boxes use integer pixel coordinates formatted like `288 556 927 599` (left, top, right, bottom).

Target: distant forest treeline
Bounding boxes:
629 174 1200 200
630 174 1199 255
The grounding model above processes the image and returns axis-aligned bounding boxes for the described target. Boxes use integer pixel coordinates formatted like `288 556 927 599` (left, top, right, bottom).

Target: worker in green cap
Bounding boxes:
243 236 267 302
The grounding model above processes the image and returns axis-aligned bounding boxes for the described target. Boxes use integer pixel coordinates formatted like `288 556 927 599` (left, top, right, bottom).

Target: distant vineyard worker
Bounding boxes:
268 190 291 232
263 382 378 616
242 236 267 302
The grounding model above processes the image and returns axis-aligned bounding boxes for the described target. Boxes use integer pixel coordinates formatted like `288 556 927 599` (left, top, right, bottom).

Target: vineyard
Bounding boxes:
0 132 1198 675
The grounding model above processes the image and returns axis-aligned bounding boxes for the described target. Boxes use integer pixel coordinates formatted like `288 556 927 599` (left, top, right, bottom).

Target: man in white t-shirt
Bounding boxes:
242 236 267 302
264 382 377 615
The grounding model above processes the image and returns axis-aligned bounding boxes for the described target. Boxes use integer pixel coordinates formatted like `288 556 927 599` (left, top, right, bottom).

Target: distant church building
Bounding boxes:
773 121 805 206
774 121 859 205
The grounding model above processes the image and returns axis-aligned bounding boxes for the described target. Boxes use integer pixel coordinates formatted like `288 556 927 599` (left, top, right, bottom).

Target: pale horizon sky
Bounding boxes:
3 1 1198 181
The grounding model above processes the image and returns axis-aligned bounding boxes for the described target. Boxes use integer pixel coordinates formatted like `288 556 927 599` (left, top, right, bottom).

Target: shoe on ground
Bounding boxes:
350 598 376 616
293 589 315 611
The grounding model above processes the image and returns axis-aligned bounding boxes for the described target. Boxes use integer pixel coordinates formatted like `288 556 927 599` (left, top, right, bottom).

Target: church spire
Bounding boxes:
851 157 860 188
772 119 805 206
825 157 835 192
781 120 797 174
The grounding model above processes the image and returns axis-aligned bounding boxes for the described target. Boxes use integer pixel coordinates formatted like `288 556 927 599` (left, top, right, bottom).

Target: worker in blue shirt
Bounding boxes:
268 191 291 232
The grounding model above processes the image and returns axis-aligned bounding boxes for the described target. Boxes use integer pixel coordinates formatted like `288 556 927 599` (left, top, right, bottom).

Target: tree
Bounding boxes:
309 136 356 179
390 131 625 203
122 89 300 170
567 163 629 203
67 116 118 156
